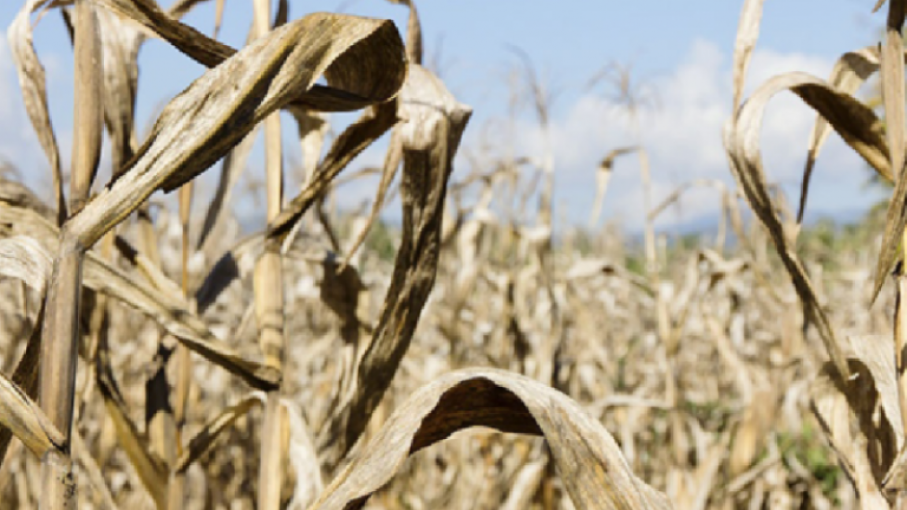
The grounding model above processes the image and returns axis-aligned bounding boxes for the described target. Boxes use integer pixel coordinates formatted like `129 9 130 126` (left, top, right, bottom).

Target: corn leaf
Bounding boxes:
0 202 279 390
875 0 907 301
310 368 671 510
96 326 168 508
800 46 890 221
731 0 765 112
64 10 406 248
8 0 66 223
268 101 401 243
0 369 64 460
319 65 472 467
811 335 899 508
175 395 264 473
0 235 61 461
724 70 893 380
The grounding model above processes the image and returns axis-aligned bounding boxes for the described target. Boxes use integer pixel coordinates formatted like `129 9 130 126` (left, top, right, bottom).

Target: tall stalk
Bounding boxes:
602 64 678 463
880 0 907 443
168 181 194 509
39 246 83 510
253 1 287 507
39 0 102 507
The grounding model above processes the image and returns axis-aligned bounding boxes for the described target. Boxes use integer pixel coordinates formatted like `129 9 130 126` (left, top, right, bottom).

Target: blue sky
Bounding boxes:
0 0 890 233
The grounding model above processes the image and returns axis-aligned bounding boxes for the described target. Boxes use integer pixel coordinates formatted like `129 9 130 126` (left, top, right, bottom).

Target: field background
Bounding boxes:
1 1 905 509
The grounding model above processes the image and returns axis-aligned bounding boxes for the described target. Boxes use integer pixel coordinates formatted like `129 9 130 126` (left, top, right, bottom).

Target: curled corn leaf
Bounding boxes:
875 0 907 302
65 11 406 248
0 236 56 463
0 371 64 460
811 335 899 506
311 368 671 510
8 0 65 223
800 46 890 221
96 325 168 508
175 395 264 473
319 65 472 467
268 101 401 244
724 71 890 380
731 0 765 112
0 201 279 390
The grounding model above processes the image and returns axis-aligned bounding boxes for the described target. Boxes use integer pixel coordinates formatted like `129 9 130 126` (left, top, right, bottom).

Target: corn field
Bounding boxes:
3 0 907 508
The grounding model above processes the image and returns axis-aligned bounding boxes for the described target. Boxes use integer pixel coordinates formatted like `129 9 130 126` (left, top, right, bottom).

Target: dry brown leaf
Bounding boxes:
268 101 400 243
319 65 471 468
886 438 907 491
319 254 365 336
588 146 637 229
800 46 888 221
337 130 402 272
65 11 406 248
175 395 264 473
274 0 288 29
166 0 214 19
144 341 176 476
95 7 142 176
195 12 260 260
96 328 168 508
0 240 60 462
289 108 328 186
0 201 279 390
386 0 422 64
724 70 892 380
8 0 66 223
0 236 52 467
310 368 671 510
0 369 64 460
731 0 765 112
91 0 406 112
213 0 225 37
285 398 323 510
194 234 263 314
196 127 258 257
0 303 44 468
110 236 182 298
83 250 280 390
810 334 902 502
875 0 907 301
811 366 894 507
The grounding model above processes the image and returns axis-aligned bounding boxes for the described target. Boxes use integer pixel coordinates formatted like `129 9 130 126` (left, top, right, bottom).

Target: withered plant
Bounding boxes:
0 0 671 509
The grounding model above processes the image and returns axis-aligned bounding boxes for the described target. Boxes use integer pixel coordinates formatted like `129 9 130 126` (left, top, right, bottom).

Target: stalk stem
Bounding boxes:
896 229 907 435
253 2 287 508
38 242 84 510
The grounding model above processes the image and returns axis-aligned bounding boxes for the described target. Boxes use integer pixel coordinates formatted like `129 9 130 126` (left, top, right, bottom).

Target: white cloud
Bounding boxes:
509 39 875 231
